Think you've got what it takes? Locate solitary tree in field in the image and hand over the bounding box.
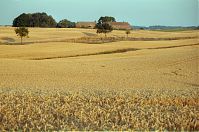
[15,27,29,44]
[95,22,113,37]
[96,16,114,37]
[125,30,131,38]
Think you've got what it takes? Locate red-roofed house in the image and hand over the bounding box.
[109,22,132,30]
[76,22,96,29]
[75,21,132,30]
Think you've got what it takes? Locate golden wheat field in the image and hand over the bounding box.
[0,27,199,131]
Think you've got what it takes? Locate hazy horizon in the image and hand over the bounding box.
[0,0,198,26]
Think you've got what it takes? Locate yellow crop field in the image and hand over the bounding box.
[0,27,198,131]
[0,27,198,44]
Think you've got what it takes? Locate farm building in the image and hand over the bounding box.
[109,22,132,30]
[76,21,132,30]
[76,22,96,29]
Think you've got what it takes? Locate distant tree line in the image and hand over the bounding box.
[13,12,75,28]
[13,13,120,31]
[13,13,57,27]
[133,25,199,30]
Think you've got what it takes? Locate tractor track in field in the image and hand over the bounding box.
[30,43,199,60]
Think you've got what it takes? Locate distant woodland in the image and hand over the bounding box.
[13,12,75,28]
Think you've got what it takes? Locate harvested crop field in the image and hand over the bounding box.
[0,27,198,131]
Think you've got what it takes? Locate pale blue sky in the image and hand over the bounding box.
[0,0,198,26]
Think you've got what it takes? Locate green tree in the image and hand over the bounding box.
[57,19,75,28]
[96,22,113,37]
[13,12,57,27]
[13,13,31,27]
[98,16,116,23]
[125,30,131,38]
[96,16,114,37]
[15,27,29,44]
